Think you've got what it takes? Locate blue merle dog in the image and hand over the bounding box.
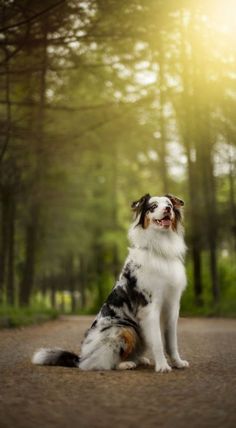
[32,194,189,372]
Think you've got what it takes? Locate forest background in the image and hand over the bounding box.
[0,0,235,326]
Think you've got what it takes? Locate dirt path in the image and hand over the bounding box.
[0,316,235,428]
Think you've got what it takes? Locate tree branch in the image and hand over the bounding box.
[0,0,66,33]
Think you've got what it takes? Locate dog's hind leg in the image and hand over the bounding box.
[117,357,151,370]
[137,356,152,366]
[117,361,137,370]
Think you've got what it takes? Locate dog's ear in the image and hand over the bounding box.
[131,194,151,214]
[165,194,184,208]
[131,194,151,228]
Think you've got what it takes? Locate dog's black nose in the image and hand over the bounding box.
[165,206,171,213]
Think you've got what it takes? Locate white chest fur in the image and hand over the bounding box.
[128,249,186,302]
[127,226,187,306]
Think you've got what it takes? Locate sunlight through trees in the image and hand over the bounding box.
[0,0,235,316]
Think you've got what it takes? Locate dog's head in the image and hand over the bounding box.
[131,193,184,232]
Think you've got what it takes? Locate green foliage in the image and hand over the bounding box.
[181,255,236,317]
[0,0,236,317]
[0,304,58,329]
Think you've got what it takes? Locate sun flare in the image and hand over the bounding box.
[205,0,236,33]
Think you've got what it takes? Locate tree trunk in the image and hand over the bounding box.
[50,276,56,309]
[0,4,12,301]
[206,165,219,303]
[226,136,236,252]
[6,193,15,305]
[209,240,219,302]
[95,244,105,307]
[19,20,49,307]
[157,33,169,193]
[60,288,65,313]
[65,254,76,313]
[192,243,203,305]
[19,204,39,306]
[79,254,87,309]
[178,11,203,304]
[0,189,9,303]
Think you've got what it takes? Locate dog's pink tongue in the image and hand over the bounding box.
[162,219,171,227]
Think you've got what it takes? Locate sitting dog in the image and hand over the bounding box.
[32,194,189,372]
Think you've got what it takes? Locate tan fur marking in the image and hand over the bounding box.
[144,215,150,229]
[120,328,137,360]
[171,214,177,231]
[171,212,183,231]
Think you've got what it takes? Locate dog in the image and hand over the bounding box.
[32,193,189,372]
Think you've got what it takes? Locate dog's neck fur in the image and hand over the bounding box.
[128,221,186,260]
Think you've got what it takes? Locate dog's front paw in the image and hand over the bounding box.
[172,358,189,369]
[155,361,172,373]
[117,361,137,370]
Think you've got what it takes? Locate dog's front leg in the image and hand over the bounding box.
[140,306,172,373]
[164,303,189,369]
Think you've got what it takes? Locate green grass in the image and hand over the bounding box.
[0,304,59,329]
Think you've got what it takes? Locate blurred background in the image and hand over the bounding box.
[0,0,235,326]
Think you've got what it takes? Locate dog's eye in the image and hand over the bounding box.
[149,203,158,212]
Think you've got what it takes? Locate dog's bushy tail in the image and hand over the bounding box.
[32,348,80,367]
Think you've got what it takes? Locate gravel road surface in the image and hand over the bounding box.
[0,316,235,428]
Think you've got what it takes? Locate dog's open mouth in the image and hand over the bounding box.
[153,215,172,228]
